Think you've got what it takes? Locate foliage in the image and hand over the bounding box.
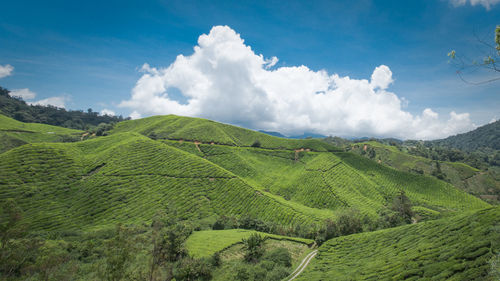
[297,207,500,280]
[0,86,128,130]
[185,229,312,259]
[448,25,500,84]
[172,257,213,281]
[242,233,265,263]
[100,224,136,281]
[261,247,292,267]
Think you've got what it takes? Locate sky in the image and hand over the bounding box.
[0,0,499,139]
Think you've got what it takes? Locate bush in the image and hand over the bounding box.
[262,248,292,267]
[251,140,261,147]
[266,265,290,281]
[242,233,265,263]
[173,257,213,281]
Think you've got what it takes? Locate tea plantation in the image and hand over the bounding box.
[297,206,500,280]
[0,113,497,280]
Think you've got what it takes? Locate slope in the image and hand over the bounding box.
[110,114,338,151]
[166,138,489,220]
[297,206,500,280]
[0,114,82,153]
[0,133,322,232]
[351,141,500,204]
[429,120,500,152]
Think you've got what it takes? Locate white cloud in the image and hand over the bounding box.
[30,96,68,108]
[0,64,14,78]
[9,88,36,100]
[450,0,500,9]
[119,25,475,140]
[100,109,116,116]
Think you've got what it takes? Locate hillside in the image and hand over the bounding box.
[0,132,323,232]
[429,120,500,152]
[350,141,500,204]
[0,86,128,130]
[297,206,500,280]
[110,114,338,151]
[0,114,490,235]
[0,114,82,153]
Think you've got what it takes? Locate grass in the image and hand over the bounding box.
[185,229,313,258]
[297,206,500,280]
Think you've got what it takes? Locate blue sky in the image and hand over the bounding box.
[0,0,499,139]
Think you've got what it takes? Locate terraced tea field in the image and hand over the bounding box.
[297,206,500,280]
[0,114,82,153]
[0,114,491,234]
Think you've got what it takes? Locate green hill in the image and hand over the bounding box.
[110,114,338,151]
[0,114,490,235]
[350,141,500,204]
[0,114,82,153]
[429,120,500,152]
[0,132,325,232]
[297,206,500,280]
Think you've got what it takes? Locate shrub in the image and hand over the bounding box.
[251,140,261,147]
[242,233,266,263]
[262,248,292,268]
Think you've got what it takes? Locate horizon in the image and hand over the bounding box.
[1,0,499,140]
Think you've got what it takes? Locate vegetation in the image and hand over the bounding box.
[0,87,128,130]
[298,206,500,280]
[349,140,500,204]
[0,113,497,280]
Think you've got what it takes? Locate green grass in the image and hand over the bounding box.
[0,114,82,153]
[185,229,313,258]
[297,206,500,280]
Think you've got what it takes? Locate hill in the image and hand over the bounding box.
[429,120,500,152]
[0,114,82,153]
[0,114,490,235]
[110,115,339,151]
[0,131,323,232]
[0,86,128,130]
[350,141,500,204]
[297,206,500,280]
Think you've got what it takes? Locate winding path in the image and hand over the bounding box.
[287,249,318,281]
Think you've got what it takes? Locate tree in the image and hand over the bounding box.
[391,190,413,224]
[101,224,136,281]
[149,208,192,281]
[251,139,261,148]
[242,233,265,263]
[448,25,500,84]
[0,199,40,277]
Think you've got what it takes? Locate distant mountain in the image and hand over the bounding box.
[259,130,326,139]
[258,130,287,138]
[429,120,500,152]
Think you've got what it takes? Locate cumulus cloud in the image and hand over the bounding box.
[119,25,475,140]
[0,64,14,78]
[100,109,116,116]
[9,88,36,100]
[30,96,68,108]
[450,0,500,9]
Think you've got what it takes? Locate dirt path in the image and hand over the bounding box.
[287,249,318,281]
